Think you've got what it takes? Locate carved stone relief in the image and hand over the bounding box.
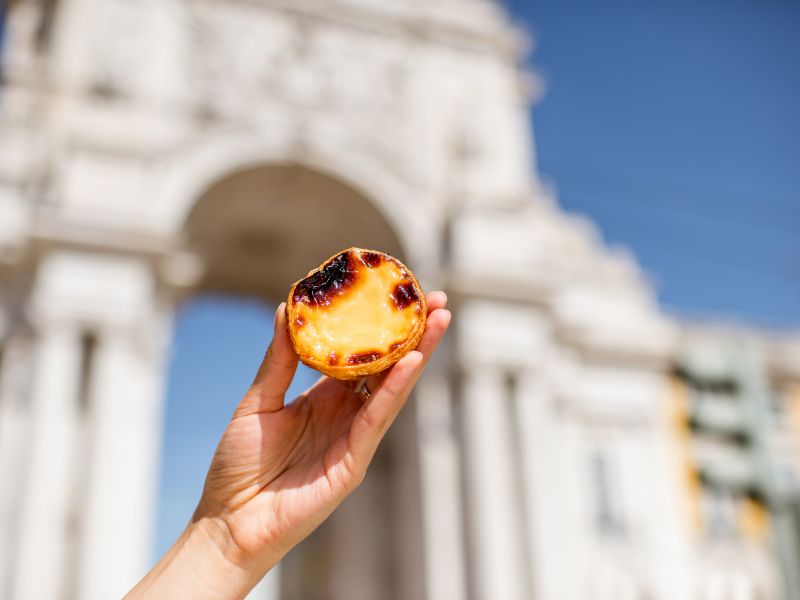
[182,2,416,182]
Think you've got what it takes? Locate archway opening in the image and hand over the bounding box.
[158,163,420,600]
[183,163,406,299]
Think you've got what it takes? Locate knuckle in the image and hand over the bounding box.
[361,408,388,432]
[350,467,367,490]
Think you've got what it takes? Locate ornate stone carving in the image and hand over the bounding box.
[87,1,150,97]
[183,2,415,180]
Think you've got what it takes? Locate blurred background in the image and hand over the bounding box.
[0,1,799,599]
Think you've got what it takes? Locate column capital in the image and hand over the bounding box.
[28,249,161,330]
[156,250,205,299]
[456,297,550,371]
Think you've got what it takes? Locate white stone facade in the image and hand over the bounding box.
[1,1,799,599]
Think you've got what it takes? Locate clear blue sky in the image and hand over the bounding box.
[155,1,800,558]
[508,0,800,327]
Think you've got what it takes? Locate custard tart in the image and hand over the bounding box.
[286,248,427,380]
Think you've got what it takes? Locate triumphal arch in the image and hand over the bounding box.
[1,1,798,599]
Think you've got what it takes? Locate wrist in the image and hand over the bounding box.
[126,516,271,600]
[185,516,264,597]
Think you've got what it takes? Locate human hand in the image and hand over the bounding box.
[127,292,450,599]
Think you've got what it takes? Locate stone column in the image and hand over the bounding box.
[0,333,34,598]
[11,249,172,600]
[76,323,170,600]
[461,367,530,600]
[512,368,547,596]
[416,370,468,600]
[391,395,427,600]
[13,321,84,600]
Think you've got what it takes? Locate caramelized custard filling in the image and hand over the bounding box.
[291,250,423,366]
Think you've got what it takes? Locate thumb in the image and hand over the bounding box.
[234,303,298,417]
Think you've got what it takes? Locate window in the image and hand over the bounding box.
[590,449,626,536]
[703,487,737,540]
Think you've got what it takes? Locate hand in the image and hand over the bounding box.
[127,292,450,600]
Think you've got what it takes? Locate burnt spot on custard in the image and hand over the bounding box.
[292,251,357,307]
[347,350,383,365]
[295,315,306,328]
[328,352,339,366]
[389,340,406,352]
[391,282,419,310]
[360,251,383,268]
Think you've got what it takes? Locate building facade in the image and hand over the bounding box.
[0,1,798,599]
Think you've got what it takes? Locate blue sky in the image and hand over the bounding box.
[508,0,800,326]
[155,1,799,558]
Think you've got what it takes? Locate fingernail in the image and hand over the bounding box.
[274,302,285,332]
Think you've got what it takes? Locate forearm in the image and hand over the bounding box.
[125,517,274,600]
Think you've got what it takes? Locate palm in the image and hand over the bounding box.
[194,292,449,564]
[202,379,365,557]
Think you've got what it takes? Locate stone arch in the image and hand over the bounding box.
[153,132,438,277]
[182,162,406,301]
